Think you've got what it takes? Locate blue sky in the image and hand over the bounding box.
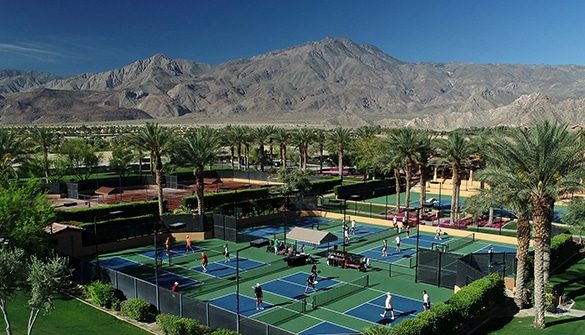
[2,0,585,75]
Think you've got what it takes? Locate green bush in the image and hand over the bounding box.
[183,188,270,209]
[85,281,114,308]
[120,298,151,322]
[156,314,204,335]
[551,233,579,267]
[56,200,159,223]
[362,325,394,335]
[309,177,341,194]
[112,297,122,311]
[210,329,240,335]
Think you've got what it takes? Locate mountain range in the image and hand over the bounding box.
[1,37,585,129]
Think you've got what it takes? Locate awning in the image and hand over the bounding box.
[286,227,338,245]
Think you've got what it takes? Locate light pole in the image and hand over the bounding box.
[94,210,124,266]
[342,198,347,253]
[235,245,253,333]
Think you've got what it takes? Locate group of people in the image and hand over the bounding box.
[272,239,305,256]
[341,218,357,242]
[253,263,318,310]
[392,215,412,237]
[380,290,432,321]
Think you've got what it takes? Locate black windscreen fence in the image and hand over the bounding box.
[213,214,238,242]
[417,249,517,289]
[70,257,294,335]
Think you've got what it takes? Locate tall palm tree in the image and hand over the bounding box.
[380,145,404,212]
[328,127,353,179]
[221,125,237,169]
[230,126,248,169]
[27,127,61,183]
[127,123,175,216]
[314,129,327,174]
[264,125,276,168]
[250,127,272,172]
[273,128,291,170]
[436,132,474,223]
[292,128,314,170]
[416,132,433,207]
[177,128,219,215]
[480,121,585,328]
[386,128,419,210]
[0,129,29,181]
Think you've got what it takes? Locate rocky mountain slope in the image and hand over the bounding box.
[2,37,585,128]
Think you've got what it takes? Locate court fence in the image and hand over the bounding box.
[70,257,295,335]
[416,249,517,289]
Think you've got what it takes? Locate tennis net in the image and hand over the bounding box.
[310,275,369,309]
[444,233,475,252]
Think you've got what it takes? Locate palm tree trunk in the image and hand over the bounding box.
[155,167,164,217]
[43,147,50,183]
[532,202,550,328]
[319,144,324,174]
[237,144,242,169]
[303,143,308,170]
[299,146,303,169]
[259,144,265,172]
[338,143,343,177]
[405,163,412,210]
[230,146,235,169]
[488,207,494,226]
[394,168,401,212]
[283,146,287,169]
[450,163,459,223]
[515,211,530,309]
[195,170,205,215]
[419,164,427,207]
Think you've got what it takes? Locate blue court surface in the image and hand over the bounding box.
[476,244,517,253]
[239,217,332,239]
[211,293,273,317]
[298,322,358,335]
[346,293,421,326]
[146,272,199,290]
[262,272,340,300]
[99,257,141,270]
[192,257,267,278]
[360,247,416,264]
[141,244,205,260]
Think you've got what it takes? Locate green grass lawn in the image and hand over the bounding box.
[550,256,585,310]
[480,316,585,335]
[2,293,151,335]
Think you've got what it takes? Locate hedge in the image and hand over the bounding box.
[183,188,270,209]
[56,200,159,223]
[156,314,205,335]
[363,273,504,335]
[551,233,580,270]
[210,330,240,335]
[309,177,341,194]
[85,281,114,308]
[120,298,152,322]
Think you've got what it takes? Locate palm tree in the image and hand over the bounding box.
[416,132,433,207]
[273,128,291,170]
[177,128,219,215]
[479,121,585,328]
[250,127,272,172]
[230,126,248,169]
[127,123,175,216]
[314,129,327,174]
[386,128,419,210]
[221,125,237,169]
[328,127,353,179]
[436,132,474,224]
[28,127,61,183]
[292,128,314,170]
[380,145,404,212]
[0,129,29,181]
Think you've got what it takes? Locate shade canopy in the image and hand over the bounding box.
[286,227,338,245]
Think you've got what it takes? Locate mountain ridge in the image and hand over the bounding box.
[1,37,585,128]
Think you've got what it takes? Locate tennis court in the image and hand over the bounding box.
[346,293,422,325]
[193,257,268,278]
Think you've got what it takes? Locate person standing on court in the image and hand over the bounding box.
[164,237,171,257]
[185,235,194,254]
[351,218,356,233]
[171,281,179,293]
[381,239,388,257]
[273,238,279,255]
[223,244,231,262]
[392,215,398,231]
[304,272,317,294]
[435,225,442,240]
[254,283,264,310]
[380,292,395,320]
[405,224,411,238]
[201,251,208,273]
[311,263,318,278]
[395,234,401,253]
[422,290,431,311]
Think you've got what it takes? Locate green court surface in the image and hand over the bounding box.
[98,216,518,334]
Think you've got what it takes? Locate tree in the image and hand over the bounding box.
[314,129,327,174]
[250,127,272,172]
[109,139,134,179]
[328,128,353,179]
[0,248,25,335]
[176,128,218,215]
[27,127,61,183]
[221,125,237,169]
[0,180,55,255]
[56,138,101,181]
[292,128,313,170]
[278,168,312,195]
[415,132,433,207]
[479,121,585,328]
[127,123,175,216]
[273,128,291,170]
[0,129,29,181]
[436,132,474,223]
[352,136,385,179]
[386,128,419,210]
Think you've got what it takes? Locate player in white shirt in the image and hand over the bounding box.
[380,292,395,320]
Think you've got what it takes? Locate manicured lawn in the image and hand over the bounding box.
[481,316,585,335]
[2,293,152,335]
[550,256,585,309]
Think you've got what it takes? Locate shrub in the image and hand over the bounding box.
[362,325,394,335]
[111,297,122,311]
[156,314,204,335]
[183,188,270,210]
[309,177,341,194]
[210,329,240,335]
[551,233,580,267]
[120,298,151,322]
[56,200,159,223]
[391,316,433,335]
[85,281,114,308]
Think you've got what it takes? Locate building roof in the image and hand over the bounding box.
[286,227,338,245]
